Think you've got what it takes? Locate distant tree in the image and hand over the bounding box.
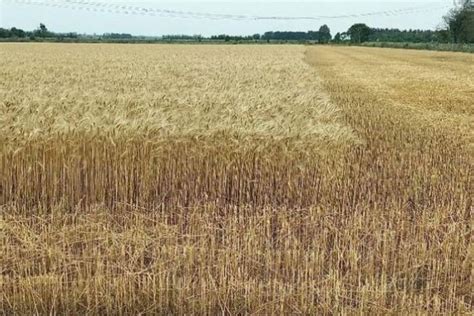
[347,23,371,43]
[35,23,52,38]
[39,23,47,33]
[307,31,319,41]
[443,3,474,43]
[65,32,79,39]
[318,24,331,43]
[102,33,133,39]
[340,32,350,41]
[0,28,11,38]
[10,27,26,38]
[367,28,438,43]
[261,30,322,41]
[333,32,342,43]
[435,29,451,43]
[252,33,261,40]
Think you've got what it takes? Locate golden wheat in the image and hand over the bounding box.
[0,44,472,314]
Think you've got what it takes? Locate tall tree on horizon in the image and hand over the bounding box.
[443,2,474,43]
[319,24,332,44]
[347,23,371,43]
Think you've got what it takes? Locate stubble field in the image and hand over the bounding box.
[0,44,472,314]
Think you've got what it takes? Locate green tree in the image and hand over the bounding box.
[35,23,51,38]
[318,24,331,43]
[435,29,451,43]
[40,23,47,33]
[443,3,474,43]
[10,27,26,38]
[347,23,371,43]
[0,28,11,38]
[333,32,342,43]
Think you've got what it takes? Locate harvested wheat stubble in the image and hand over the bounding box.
[0,44,472,314]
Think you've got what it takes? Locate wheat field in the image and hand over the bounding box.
[0,44,472,314]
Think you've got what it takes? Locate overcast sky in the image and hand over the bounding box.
[0,0,459,36]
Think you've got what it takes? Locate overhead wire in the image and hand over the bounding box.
[5,0,452,21]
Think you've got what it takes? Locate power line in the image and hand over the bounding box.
[60,0,451,20]
[6,0,246,20]
[6,0,452,21]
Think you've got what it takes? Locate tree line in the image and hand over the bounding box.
[261,25,332,43]
[0,23,79,40]
[1,3,473,44]
[341,3,473,44]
